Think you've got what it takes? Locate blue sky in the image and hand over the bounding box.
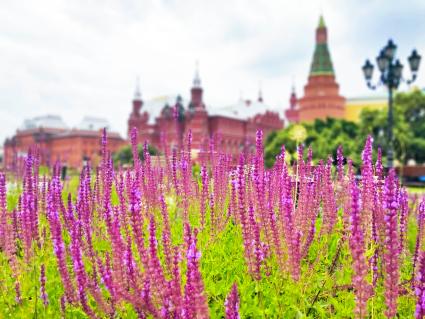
[0,0,424,142]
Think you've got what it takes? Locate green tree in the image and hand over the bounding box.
[265,89,425,168]
[113,144,158,166]
[265,125,297,167]
[358,89,425,165]
[395,89,425,163]
[265,118,360,167]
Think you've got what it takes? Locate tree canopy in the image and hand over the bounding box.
[113,144,159,166]
[265,118,360,167]
[265,89,425,167]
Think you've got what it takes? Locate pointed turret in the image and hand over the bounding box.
[186,62,208,150]
[318,15,326,28]
[128,77,149,141]
[190,61,204,109]
[258,81,263,103]
[132,77,143,115]
[285,84,299,123]
[290,85,297,110]
[310,15,334,76]
[193,61,201,88]
[298,15,345,122]
[134,76,142,100]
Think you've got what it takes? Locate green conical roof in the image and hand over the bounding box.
[310,43,334,75]
[318,15,326,28]
[309,16,334,76]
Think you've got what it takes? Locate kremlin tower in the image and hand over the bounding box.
[184,64,209,150]
[285,85,299,124]
[125,64,283,158]
[298,16,345,122]
[127,79,150,143]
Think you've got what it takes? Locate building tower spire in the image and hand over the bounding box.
[297,15,345,122]
[310,15,334,76]
[318,14,325,29]
[128,76,146,140]
[193,60,201,88]
[290,82,297,110]
[258,81,263,103]
[134,76,142,100]
[132,77,143,115]
[285,79,300,124]
[190,61,204,108]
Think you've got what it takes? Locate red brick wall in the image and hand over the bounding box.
[125,96,284,159]
[184,109,209,150]
[298,75,346,122]
[157,117,184,149]
[209,117,247,155]
[4,129,126,169]
[49,134,125,168]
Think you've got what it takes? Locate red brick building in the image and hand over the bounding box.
[286,16,346,123]
[128,70,284,155]
[4,116,125,169]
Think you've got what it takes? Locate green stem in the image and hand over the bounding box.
[33,262,38,319]
[294,143,299,212]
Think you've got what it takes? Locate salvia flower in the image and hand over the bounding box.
[337,145,344,182]
[200,164,209,228]
[184,226,209,318]
[60,295,67,318]
[415,199,425,283]
[15,281,22,304]
[383,169,400,318]
[322,157,337,234]
[415,251,425,318]
[361,135,375,232]
[2,126,423,318]
[40,264,48,306]
[225,283,240,319]
[399,189,408,255]
[349,180,373,318]
[0,173,6,251]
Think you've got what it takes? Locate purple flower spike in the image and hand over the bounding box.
[415,251,425,318]
[184,226,209,318]
[225,283,240,319]
[383,169,400,318]
[40,264,49,306]
[337,145,344,182]
[349,180,372,318]
[399,189,408,254]
[361,135,374,231]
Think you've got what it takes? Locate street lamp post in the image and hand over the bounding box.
[362,39,421,168]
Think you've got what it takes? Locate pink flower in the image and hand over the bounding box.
[183,226,209,318]
[349,180,373,318]
[415,251,425,318]
[225,283,240,319]
[40,264,48,306]
[383,169,400,318]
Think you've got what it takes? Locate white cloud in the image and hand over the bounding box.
[0,0,424,143]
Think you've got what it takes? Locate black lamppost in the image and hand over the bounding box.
[362,39,421,168]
